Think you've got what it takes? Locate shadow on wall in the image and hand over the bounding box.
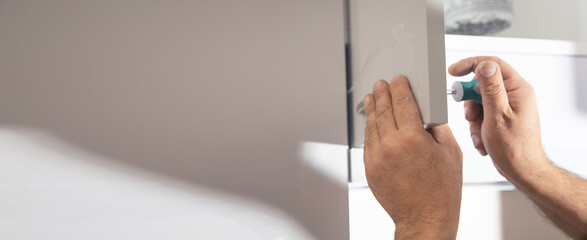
[0,1,348,239]
[500,190,567,239]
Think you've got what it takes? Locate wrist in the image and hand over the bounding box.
[394,217,459,240]
[507,154,554,192]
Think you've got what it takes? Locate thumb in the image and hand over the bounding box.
[475,60,510,113]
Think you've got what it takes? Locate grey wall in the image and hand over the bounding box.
[0,1,349,239]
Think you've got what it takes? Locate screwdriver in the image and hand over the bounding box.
[448,79,482,104]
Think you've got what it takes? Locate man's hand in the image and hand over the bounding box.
[448,57,549,185]
[363,75,462,240]
[450,56,587,239]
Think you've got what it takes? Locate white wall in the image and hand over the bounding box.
[0,1,349,239]
[494,0,583,41]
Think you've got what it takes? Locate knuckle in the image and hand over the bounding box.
[454,145,463,159]
[392,94,411,108]
[481,82,504,97]
[493,112,514,129]
[488,56,502,63]
[466,57,478,65]
[400,130,423,146]
[365,126,378,138]
[465,109,478,121]
[380,138,397,158]
[376,105,392,118]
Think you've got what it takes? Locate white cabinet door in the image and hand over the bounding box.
[348,0,448,147]
[0,1,349,239]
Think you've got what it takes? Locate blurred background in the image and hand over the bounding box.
[445,0,587,41]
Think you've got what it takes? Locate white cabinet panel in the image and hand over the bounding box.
[348,0,448,147]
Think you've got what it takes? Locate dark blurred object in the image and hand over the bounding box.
[445,0,515,35]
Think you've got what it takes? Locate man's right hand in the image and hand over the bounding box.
[449,56,587,239]
[448,56,550,185]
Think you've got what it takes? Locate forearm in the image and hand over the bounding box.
[529,196,586,239]
[511,161,587,238]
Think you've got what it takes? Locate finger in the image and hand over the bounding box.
[468,117,488,156]
[363,94,380,160]
[428,124,457,146]
[465,99,488,155]
[464,100,482,122]
[372,80,398,137]
[448,56,520,79]
[388,75,423,129]
[474,61,512,115]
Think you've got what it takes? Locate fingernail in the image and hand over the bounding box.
[363,95,370,108]
[373,80,385,92]
[471,135,481,148]
[392,75,404,82]
[478,63,496,78]
[478,148,488,156]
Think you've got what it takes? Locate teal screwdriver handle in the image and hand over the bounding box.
[451,79,482,104]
